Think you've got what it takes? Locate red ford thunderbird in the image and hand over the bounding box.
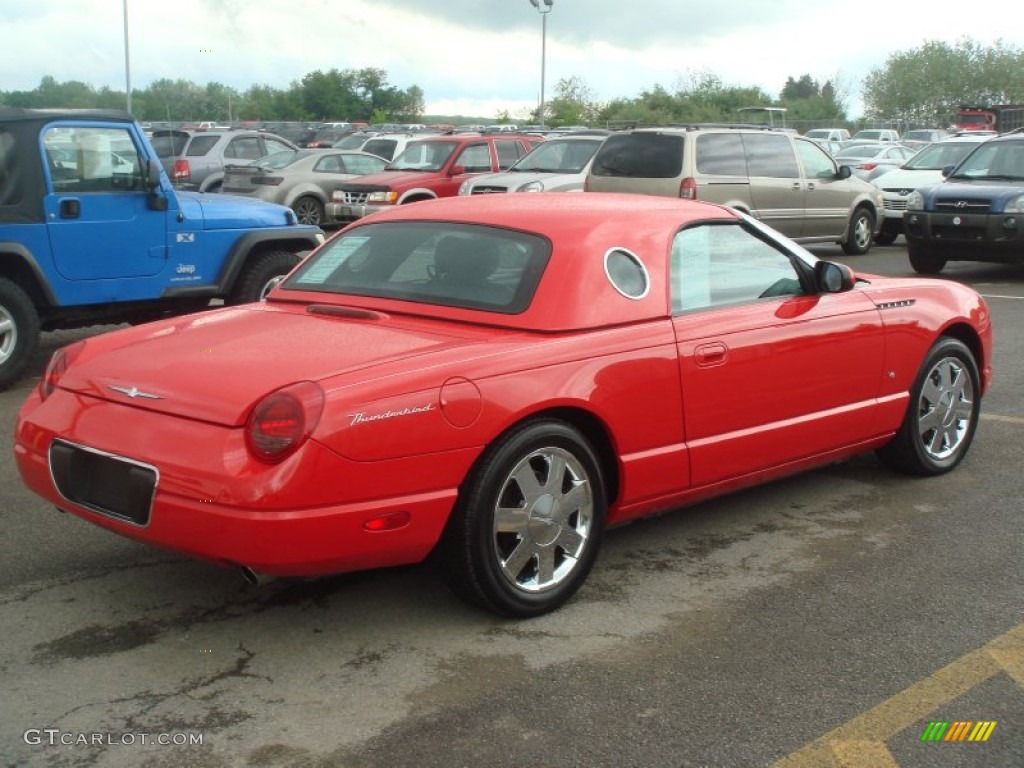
[13,194,992,617]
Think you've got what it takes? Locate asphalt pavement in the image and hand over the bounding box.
[1,241,1021,768]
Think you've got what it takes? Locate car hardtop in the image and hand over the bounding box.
[278,194,802,333]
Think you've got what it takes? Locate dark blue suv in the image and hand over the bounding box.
[904,131,1024,273]
[0,108,325,389]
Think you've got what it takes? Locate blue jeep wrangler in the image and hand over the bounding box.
[0,108,325,389]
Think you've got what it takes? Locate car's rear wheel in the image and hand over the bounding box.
[292,196,324,226]
[229,249,300,304]
[841,206,875,255]
[877,337,980,476]
[908,244,947,274]
[440,419,606,617]
[0,278,40,392]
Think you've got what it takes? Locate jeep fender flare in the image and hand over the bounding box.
[214,230,324,294]
[0,241,57,307]
[396,188,438,205]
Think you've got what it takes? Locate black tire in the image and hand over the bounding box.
[841,206,875,255]
[0,277,41,392]
[874,229,898,246]
[228,249,300,304]
[292,196,324,226]
[440,419,606,617]
[876,337,980,476]
[908,244,947,274]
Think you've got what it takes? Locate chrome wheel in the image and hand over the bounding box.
[877,337,980,476]
[0,305,15,365]
[916,355,974,462]
[440,419,606,616]
[493,446,594,593]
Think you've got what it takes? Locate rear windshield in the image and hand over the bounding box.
[282,222,550,314]
[590,133,684,178]
[149,131,189,158]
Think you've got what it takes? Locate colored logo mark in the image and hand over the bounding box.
[920,720,997,742]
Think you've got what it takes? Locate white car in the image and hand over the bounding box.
[458,134,607,195]
[871,135,990,244]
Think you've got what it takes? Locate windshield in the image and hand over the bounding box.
[281,222,550,314]
[389,141,458,171]
[508,138,602,173]
[950,141,1024,180]
[904,142,980,171]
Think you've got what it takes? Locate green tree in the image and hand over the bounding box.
[862,38,1024,125]
[545,76,600,126]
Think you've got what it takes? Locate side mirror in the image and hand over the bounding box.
[146,158,169,211]
[837,165,852,180]
[449,165,467,176]
[815,261,855,293]
[941,164,955,178]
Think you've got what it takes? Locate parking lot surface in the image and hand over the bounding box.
[1,242,1021,767]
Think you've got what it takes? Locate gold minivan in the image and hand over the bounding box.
[585,126,883,254]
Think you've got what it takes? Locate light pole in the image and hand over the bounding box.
[528,0,554,127]
[122,0,132,114]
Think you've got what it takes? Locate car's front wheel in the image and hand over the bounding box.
[841,206,875,255]
[877,337,980,476]
[441,419,606,617]
[908,244,947,274]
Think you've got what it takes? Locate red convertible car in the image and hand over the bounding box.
[14,194,992,617]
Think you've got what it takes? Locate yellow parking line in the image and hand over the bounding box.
[981,414,1024,425]
[772,623,1024,767]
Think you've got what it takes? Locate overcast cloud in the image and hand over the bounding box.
[1,0,1020,119]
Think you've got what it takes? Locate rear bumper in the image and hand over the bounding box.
[14,391,459,577]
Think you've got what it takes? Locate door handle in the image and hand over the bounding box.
[59,198,81,219]
[695,342,728,367]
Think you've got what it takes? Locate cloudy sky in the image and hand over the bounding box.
[1,0,1020,119]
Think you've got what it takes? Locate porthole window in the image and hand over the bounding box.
[604,248,649,299]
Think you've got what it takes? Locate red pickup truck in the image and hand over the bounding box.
[325,133,543,223]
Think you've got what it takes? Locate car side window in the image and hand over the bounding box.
[42,126,144,193]
[455,143,492,173]
[185,135,218,156]
[0,129,21,206]
[263,138,293,155]
[341,154,386,175]
[314,154,343,172]
[225,137,262,160]
[495,140,521,169]
[671,223,805,312]
[742,134,800,178]
[795,138,838,180]
[696,133,746,175]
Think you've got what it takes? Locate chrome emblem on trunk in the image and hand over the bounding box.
[108,385,162,400]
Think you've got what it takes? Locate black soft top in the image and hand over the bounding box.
[0,107,135,125]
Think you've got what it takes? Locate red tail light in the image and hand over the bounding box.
[858,163,879,171]
[680,177,697,199]
[172,159,190,180]
[245,381,325,463]
[40,341,85,401]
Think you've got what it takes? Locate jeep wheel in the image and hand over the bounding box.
[0,278,41,391]
[841,206,875,255]
[292,196,324,226]
[908,244,947,274]
[229,250,301,304]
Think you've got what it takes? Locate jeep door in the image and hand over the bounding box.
[42,123,168,282]
[741,133,806,238]
[795,138,859,240]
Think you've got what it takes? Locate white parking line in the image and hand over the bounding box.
[979,294,1024,300]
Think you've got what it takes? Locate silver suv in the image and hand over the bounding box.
[586,126,883,254]
[150,129,297,192]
